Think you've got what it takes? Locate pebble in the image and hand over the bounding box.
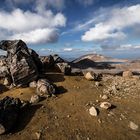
[101,95,108,100]
[67,115,71,118]
[30,95,40,104]
[98,119,101,124]
[89,106,98,116]
[3,77,11,86]
[129,121,139,130]
[29,81,37,88]
[95,82,100,87]
[100,102,112,109]
[35,132,41,140]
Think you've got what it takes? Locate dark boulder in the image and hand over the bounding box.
[0,40,41,86]
[55,62,71,75]
[0,96,22,134]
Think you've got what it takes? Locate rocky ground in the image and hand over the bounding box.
[0,72,140,140]
[0,40,140,140]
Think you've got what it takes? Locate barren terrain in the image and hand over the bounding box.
[0,71,140,140]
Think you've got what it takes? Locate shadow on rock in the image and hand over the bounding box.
[55,86,68,95]
[0,84,9,93]
[45,73,65,83]
[12,104,42,134]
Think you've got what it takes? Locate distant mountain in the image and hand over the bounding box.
[72,53,128,63]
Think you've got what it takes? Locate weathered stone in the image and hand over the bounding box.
[100,102,112,109]
[84,71,102,81]
[55,62,71,75]
[89,106,98,116]
[101,95,108,100]
[36,79,55,96]
[0,40,41,86]
[122,71,133,78]
[30,95,40,104]
[40,55,55,69]
[52,54,65,63]
[0,66,9,77]
[35,132,41,140]
[29,81,37,88]
[3,76,11,86]
[95,82,100,87]
[129,121,139,130]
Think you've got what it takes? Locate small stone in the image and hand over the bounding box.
[96,100,99,103]
[54,116,58,119]
[29,81,37,88]
[84,71,95,81]
[98,119,101,124]
[89,106,98,116]
[129,121,139,130]
[0,124,5,135]
[35,132,41,140]
[101,95,108,100]
[30,95,40,104]
[95,82,100,87]
[122,71,133,78]
[3,77,11,86]
[100,102,112,109]
[67,115,71,118]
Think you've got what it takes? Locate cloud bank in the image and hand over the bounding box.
[0,0,66,44]
[82,4,140,43]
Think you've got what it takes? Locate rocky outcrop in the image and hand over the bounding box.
[40,54,72,75]
[0,40,42,86]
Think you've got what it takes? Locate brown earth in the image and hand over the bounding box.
[0,72,140,140]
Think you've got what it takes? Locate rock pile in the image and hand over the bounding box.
[103,75,140,96]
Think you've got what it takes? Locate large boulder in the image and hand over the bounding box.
[0,96,22,134]
[0,40,42,86]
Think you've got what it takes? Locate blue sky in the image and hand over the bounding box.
[0,0,140,59]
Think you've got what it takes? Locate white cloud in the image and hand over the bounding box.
[118,44,140,50]
[0,8,66,44]
[10,28,58,44]
[100,44,140,51]
[63,48,73,51]
[82,4,140,42]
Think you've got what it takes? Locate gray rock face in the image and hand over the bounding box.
[0,40,42,86]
